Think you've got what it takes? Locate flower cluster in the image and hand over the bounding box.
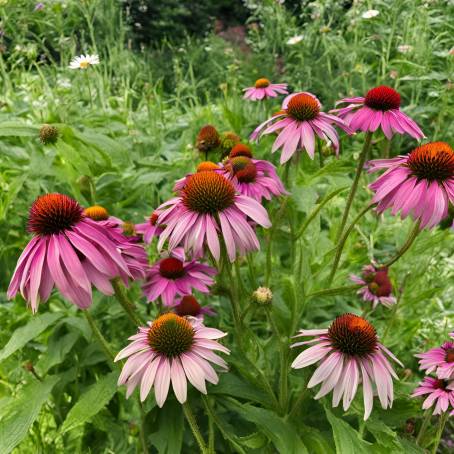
[413,332,454,415]
[7,66,453,434]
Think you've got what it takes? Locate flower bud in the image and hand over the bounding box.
[39,124,59,145]
[252,287,273,305]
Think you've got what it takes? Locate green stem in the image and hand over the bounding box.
[383,138,391,158]
[329,204,374,284]
[183,402,209,454]
[295,186,349,240]
[83,311,115,363]
[287,389,306,420]
[431,411,448,454]
[306,284,361,299]
[138,400,150,454]
[335,131,373,242]
[416,409,432,445]
[112,278,144,326]
[383,221,421,267]
[265,197,289,285]
[222,254,242,333]
[266,309,288,414]
[84,70,94,108]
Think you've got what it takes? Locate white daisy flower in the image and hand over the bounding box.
[361,9,379,19]
[287,35,304,45]
[69,54,100,70]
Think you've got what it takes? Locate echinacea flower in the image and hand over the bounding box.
[223,143,288,201]
[368,142,454,229]
[251,92,351,164]
[291,313,403,420]
[173,295,216,319]
[142,250,217,306]
[331,85,424,140]
[219,131,241,159]
[350,265,396,309]
[69,54,100,69]
[416,341,454,379]
[135,211,164,244]
[243,78,288,101]
[83,205,148,281]
[8,194,137,312]
[115,313,229,407]
[412,377,454,415]
[196,125,221,155]
[157,171,271,262]
[173,161,222,193]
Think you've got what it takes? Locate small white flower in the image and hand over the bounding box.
[361,9,379,19]
[397,44,413,54]
[287,35,304,45]
[69,54,100,70]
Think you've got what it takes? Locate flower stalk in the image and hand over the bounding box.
[183,402,209,454]
[329,203,374,284]
[112,278,144,326]
[335,131,373,242]
[384,220,421,267]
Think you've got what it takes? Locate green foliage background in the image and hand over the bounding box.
[0,0,453,452]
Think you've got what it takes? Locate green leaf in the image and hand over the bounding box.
[225,399,308,454]
[0,312,63,362]
[325,408,371,454]
[0,121,39,137]
[211,373,269,405]
[0,375,59,454]
[36,331,80,374]
[300,426,335,454]
[150,400,184,454]
[60,371,119,434]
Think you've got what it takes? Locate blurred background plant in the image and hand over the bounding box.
[0,0,453,452]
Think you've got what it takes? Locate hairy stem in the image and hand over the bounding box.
[183,402,209,454]
[112,278,144,326]
[84,311,115,363]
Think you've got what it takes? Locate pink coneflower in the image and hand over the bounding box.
[243,78,288,101]
[83,205,148,282]
[223,143,288,201]
[291,313,402,420]
[251,92,351,164]
[115,313,229,407]
[412,377,454,415]
[135,211,163,244]
[331,85,424,139]
[368,142,454,229]
[157,171,271,262]
[350,265,396,309]
[8,194,136,312]
[173,162,222,193]
[142,250,217,306]
[416,341,454,379]
[173,295,216,319]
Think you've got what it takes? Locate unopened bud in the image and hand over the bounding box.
[252,287,273,305]
[39,124,59,145]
